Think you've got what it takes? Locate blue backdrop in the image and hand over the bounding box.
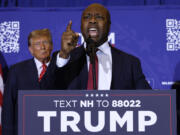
[1,0,180,7]
[0,6,180,90]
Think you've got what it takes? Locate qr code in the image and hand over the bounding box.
[0,21,20,53]
[166,19,180,51]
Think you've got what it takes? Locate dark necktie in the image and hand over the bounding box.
[87,55,98,90]
[39,64,47,82]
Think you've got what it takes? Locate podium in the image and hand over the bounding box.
[18,90,176,135]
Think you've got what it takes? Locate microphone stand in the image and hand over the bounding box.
[86,38,97,89]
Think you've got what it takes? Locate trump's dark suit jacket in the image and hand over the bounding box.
[55,45,151,90]
[2,58,55,135]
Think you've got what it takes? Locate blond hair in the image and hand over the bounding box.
[28,28,52,46]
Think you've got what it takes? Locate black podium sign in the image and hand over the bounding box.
[18,90,176,135]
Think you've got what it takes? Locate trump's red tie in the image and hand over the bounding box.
[39,63,47,82]
[87,55,98,90]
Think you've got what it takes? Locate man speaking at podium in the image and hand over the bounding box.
[55,3,151,90]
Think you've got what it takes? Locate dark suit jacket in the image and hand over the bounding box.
[2,58,56,135]
[55,45,151,90]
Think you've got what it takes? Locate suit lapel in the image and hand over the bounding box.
[110,46,123,89]
[26,59,40,88]
[79,50,88,89]
[72,46,88,89]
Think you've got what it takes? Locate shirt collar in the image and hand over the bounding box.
[98,41,110,55]
[83,40,110,54]
[34,57,50,69]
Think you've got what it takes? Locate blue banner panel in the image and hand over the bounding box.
[1,6,180,89]
[18,90,176,135]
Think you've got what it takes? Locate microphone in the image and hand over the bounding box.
[86,37,97,64]
[86,37,97,89]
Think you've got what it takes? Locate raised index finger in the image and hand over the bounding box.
[66,20,72,31]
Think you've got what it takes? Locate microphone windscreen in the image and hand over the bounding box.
[86,37,95,45]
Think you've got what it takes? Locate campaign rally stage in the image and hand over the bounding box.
[18,90,176,135]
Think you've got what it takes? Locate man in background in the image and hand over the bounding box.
[2,29,55,135]
[54,3,151,90]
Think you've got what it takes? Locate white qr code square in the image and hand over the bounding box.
[166,19,180,51]
[0,21,20,53]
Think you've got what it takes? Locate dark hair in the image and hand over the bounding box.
[82,3,111,25]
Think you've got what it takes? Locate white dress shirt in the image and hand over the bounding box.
[34,58,50,77]
[56,41,112,90]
